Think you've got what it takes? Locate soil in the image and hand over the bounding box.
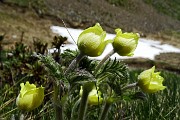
[0,3,55,49]
[0,1,180,72]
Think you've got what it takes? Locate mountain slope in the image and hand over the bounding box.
[0,0,180,47]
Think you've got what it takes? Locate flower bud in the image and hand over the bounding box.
[16,81,44,111]
[112,29,139,56]
[77,23,107,57]
[80,86,103,105]
[137,66,166,93]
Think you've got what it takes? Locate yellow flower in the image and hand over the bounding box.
[77,23,109,57]
[112,29,139,56]
[137,66,166,93]
[16,81,44,111]
[80,86,103,105]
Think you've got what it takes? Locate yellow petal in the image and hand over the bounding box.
[147,83,166,93]
[77,23,107,57]
[79,86,103,105]
[137,66,166,93]
[16,82,44,111]
[20,81,36,97]
[113,29,139,56]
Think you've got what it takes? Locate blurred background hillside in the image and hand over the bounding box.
[0,0,180,69]
[1,0,180,45]
[0,0,180,70]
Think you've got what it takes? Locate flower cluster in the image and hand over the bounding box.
[77,23,166,106]
[77,23,139,57]
[16,23,166,113]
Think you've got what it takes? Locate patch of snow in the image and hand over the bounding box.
[50,26,180,60]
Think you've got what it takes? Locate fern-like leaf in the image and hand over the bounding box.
[95,58,129,96]
[38,54,65,82]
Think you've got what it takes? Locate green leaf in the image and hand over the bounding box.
[95,59,129,96]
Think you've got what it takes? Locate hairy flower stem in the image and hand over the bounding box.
[78,91,89,120]
[78,82,94,120]
[65,52,85,74]
[98,100,112,120]
[0,44,3,70]
[54,83,63,120]
[94,49,115,75]
[121,82,138,92]
[19,113,24,120]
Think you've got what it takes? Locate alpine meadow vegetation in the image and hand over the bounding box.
[0,23,179,120]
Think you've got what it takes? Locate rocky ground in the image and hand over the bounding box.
[0,1,180,73]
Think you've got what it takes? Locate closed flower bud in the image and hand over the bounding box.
[80,86,103,105]
[137,66,166,93]
[16,81,44,111]
[113,29,139,56]
[77,23,108,57]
